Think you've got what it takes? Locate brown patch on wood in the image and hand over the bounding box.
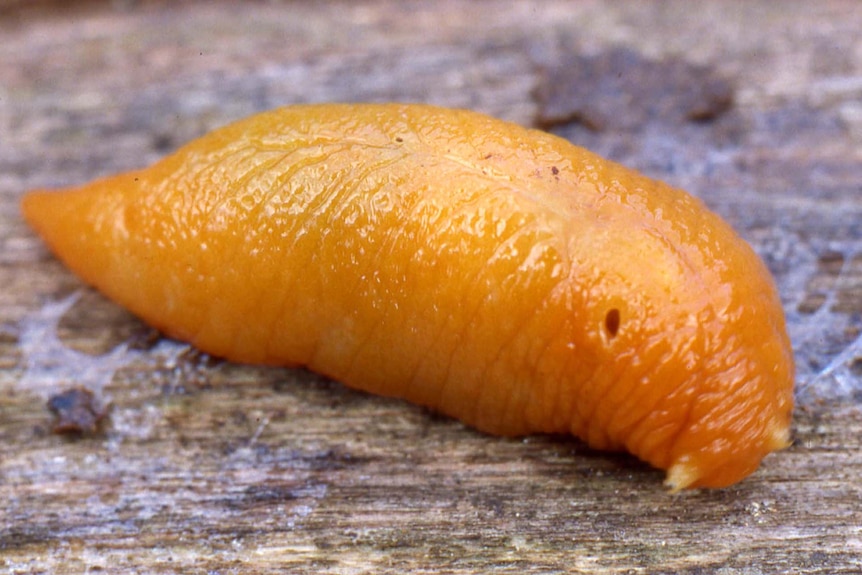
[534,47,734,131]
[798,251,862,315]
[47,386,108,435]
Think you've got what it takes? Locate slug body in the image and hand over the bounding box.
[21,103,794,489]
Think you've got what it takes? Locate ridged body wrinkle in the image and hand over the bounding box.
[21,104,794,489]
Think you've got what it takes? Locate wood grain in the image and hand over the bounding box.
[2,1,861,573]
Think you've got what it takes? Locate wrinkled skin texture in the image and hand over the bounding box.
[21,104,794,489]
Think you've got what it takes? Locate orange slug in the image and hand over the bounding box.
[21,103,794,489]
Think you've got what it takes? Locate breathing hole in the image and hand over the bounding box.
[604,308,620,339]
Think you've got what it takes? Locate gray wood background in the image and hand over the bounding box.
[1,1,861,573]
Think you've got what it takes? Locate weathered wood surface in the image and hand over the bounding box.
[1,1,861,573]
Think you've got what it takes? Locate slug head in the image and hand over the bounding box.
[560,179,794,490]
